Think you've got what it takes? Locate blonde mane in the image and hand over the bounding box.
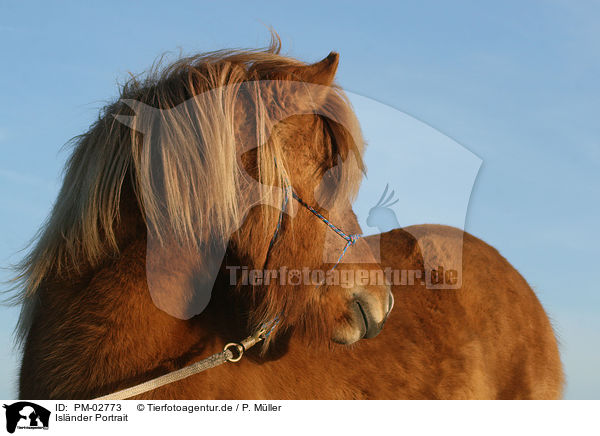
[9,35,365,344]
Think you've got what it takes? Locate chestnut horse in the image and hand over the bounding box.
[12,40,562,399]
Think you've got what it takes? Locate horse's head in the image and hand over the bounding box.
[224,51,393,346]
[71,42,392,347]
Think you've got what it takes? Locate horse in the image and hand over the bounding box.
[11,37,563,399]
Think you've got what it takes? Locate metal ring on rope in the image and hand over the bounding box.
[223,342,245,362]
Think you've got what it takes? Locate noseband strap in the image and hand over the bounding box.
[289,191,361,270]
[256,186,362,341]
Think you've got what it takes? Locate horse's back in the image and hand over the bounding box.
[365,224,563,399]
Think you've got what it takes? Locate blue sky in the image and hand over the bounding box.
[1,1,598,399]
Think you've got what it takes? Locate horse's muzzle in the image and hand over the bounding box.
[352,290,394,339]
[334,287,394,344]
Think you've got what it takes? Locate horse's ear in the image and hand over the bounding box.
[288,52,339,86]
[262,53,340,117]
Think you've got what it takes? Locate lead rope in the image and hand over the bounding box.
[94,318,278,400]
[95,182,359,400]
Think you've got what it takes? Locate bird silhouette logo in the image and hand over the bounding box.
[366,184,400,233]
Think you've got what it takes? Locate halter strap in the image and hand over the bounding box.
[268,184,290,251]
[290,191,361,270]
[267,161,361,269]
[258,182,363,340]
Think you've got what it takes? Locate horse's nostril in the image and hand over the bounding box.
[353,296,383,339]
[353,299,369,338]
[346,288,392,342]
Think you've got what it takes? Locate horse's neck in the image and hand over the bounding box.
[23,192,245,398]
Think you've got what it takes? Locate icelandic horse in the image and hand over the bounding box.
[12,39,562,399]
